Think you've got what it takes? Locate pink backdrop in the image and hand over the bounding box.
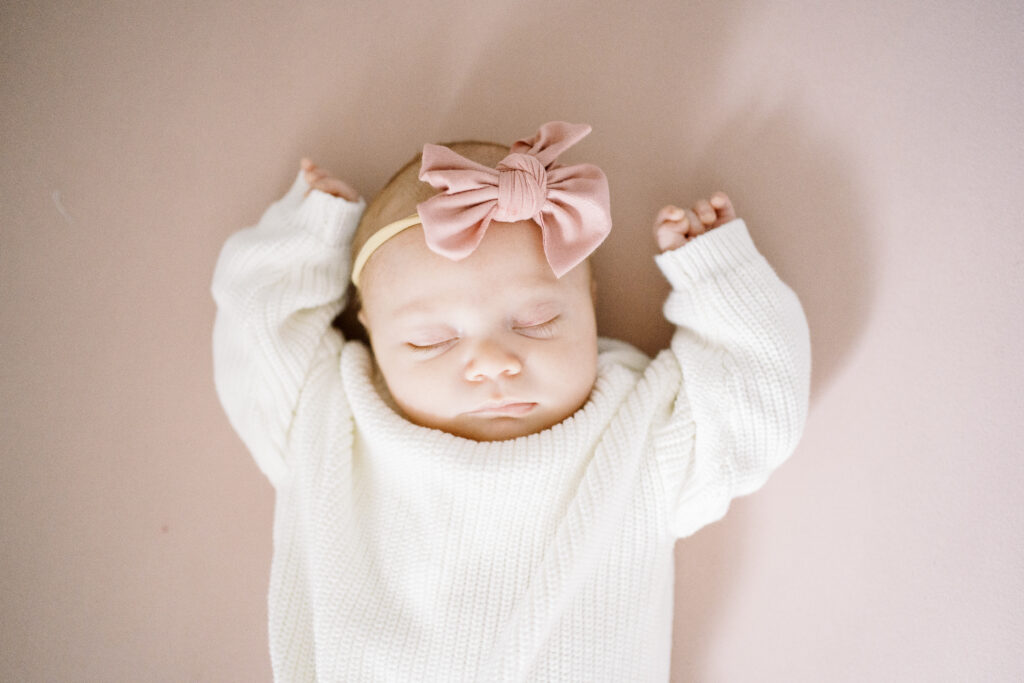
[2,1,1022,680]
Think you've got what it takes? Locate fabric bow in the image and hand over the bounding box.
[416,121,612,277]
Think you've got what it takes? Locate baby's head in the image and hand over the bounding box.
[351,124,609,441]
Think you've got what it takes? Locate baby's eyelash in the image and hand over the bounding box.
[407,338,457,353]
[514,317,559,338]
[406,317,559,352]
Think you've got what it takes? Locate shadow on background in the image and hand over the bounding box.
[670,98,871,677]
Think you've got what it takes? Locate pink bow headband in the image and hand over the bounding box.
[350,121,612,286]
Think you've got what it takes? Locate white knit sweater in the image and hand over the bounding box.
[211,172,811,682]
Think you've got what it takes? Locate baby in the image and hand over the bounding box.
[212,122,811,681]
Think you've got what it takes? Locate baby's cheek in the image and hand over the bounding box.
[545,344,597,401]
[381,356,438,413]
[387,368,455,429]
[410,364,454,408]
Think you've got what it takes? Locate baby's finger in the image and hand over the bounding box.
[303,172,325,192]
[301,159,326,180]
[302,162,328,196]
[656,205,686,225]
[709,191,736,224]
[314,176,360,201]
[655,224,689,252]
[693,199,716,226]
[683,208,705,236]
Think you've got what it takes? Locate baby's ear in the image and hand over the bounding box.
[357,308,369,333]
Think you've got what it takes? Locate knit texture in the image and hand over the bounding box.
[211,172,811,681]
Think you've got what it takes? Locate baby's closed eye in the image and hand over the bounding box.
[514,316,560,339]
[403,315,560,356]
[405,327,460,354]
[406,337,458,353]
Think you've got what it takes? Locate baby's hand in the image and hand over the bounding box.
[301,158,360,201]
[654,192,736,253]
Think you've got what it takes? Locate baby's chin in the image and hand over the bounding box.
[411,405,577,442]
[446,415,550,442]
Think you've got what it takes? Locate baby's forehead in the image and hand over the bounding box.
[392,280,564,317]
[365,269,571,329]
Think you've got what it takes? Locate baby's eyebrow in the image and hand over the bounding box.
[512,299,561,322]
[392,299,443,320]
[391,285,563,319]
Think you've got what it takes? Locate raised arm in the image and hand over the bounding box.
[211,161,365,485]
[652,194,811,539]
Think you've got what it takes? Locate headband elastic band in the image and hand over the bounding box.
[350,213,421,287]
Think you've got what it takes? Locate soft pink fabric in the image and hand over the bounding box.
[417,121,612,277]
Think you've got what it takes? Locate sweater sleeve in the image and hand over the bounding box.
[652,218,811,539]
[211,171,366,485]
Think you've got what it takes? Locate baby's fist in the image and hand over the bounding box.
[301,158,360,201]
[654,191,736,252]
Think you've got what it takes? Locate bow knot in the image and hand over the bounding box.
[495,153,548,222]
[416,121,611,278]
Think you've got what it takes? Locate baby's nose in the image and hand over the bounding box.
[464,340,522,381]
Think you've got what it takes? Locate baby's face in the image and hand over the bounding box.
[358,220,598,441]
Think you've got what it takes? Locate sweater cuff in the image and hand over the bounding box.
[653,218,762,290]
[293,182,367,249]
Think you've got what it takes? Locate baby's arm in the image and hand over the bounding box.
[211,160,365,485]
[652,193,811,539]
